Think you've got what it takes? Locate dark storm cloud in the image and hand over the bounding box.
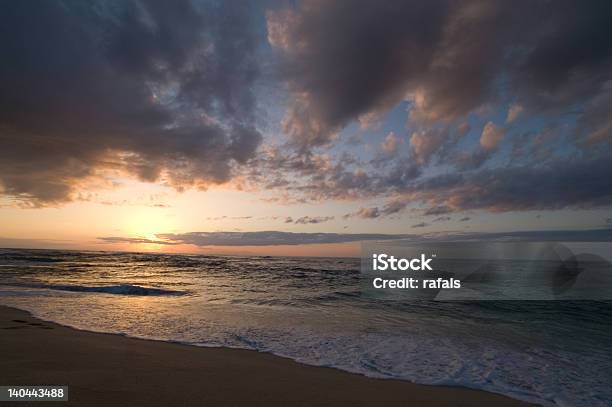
[394,155,612,213]
[511,2,612,111]
[268,0,612,150]
[5,0,612,216]
[0,1,263,205]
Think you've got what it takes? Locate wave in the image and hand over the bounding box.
[0,255,63,263]
[8,283,188,296]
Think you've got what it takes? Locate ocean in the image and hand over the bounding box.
[0,248,610,407]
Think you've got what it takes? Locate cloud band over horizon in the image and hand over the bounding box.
[97,228,612,247]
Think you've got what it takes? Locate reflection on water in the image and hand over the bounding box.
[0,248,610,407]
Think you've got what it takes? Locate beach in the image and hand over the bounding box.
[0,305,533,406]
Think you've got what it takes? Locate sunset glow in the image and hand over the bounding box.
[1,0,611,257]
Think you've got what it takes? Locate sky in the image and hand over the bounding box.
[1,0,612,256]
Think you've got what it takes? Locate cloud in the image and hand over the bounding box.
[5,0,612,218]
[268,0,612,151]
[409,128,449,165]
[454,148,493,170]
[293,216,334,224]
[380,197,409,216]
[246,148,395,202]
[459,217,471,222]
[371,133,402,168]
[98,227,612,247]
[439,228,612,242]
[0,1,263,205]
[253,1,612,216]
[285,216,334,225]
[343,207,381,219]
[155,231,415,246]
[578,80,612,145]
[511,3,612,111]
[267,1,488,148]
[98,237,178,245]
[101,202,170,208]
[450,121,506,170]
[411,222,428,228]
[407,124,472,167]
[393,154,612,213]
[424,206,451,216]
[381,132,400,156]
[205,216,253,221]
[479,122,506,151]
[506,104,524,124]
[432,216,451,222]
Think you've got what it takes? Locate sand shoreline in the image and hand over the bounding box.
[0,305,535,406]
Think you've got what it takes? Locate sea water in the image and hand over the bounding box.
[0,248,610,406]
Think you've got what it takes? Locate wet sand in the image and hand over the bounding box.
[0,305,535,406]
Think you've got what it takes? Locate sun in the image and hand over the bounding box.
[125,210,176,242]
